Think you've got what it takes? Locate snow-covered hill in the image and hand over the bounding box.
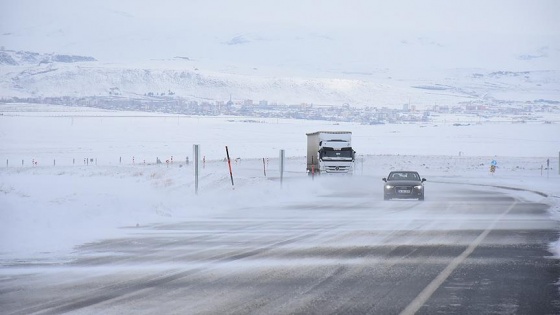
[1,49,559,108]
[0,49,96,66]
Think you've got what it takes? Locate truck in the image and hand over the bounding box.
[306,131,355,174]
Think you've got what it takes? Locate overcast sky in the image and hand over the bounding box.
[1,0,559,72]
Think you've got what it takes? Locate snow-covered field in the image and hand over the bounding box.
[0,103,559,263]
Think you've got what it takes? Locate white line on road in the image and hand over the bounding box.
[399,200,518,315]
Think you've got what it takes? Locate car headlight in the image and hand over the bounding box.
[414,185,423,189]
[385,185,394,189]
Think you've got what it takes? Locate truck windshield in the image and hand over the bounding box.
[320,148,353,159]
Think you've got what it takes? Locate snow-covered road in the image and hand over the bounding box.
[2,177,558,314]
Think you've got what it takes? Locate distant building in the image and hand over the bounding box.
[226,94,234,107]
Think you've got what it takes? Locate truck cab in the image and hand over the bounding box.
[307,131,355,174]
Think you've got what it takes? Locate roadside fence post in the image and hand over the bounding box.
[194,144,200,195]
[279,149,285,187]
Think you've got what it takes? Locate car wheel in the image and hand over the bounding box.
[384,195,390,200]
[419,195,424,201]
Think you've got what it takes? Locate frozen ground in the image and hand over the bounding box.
[0,103,559,263]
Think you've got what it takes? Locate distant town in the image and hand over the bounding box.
[2,95,559,124]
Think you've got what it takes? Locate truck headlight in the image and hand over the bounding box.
[385,185,394,189]
[414,185,423,190]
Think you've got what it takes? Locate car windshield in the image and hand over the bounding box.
[389,172,420,180]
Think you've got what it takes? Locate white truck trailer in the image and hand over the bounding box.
[306,131,355,174]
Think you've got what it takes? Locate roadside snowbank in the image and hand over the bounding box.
[1,155,558,262]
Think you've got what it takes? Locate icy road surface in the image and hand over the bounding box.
[2,177,559,315]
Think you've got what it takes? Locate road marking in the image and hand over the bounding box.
[399,200,517,315]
